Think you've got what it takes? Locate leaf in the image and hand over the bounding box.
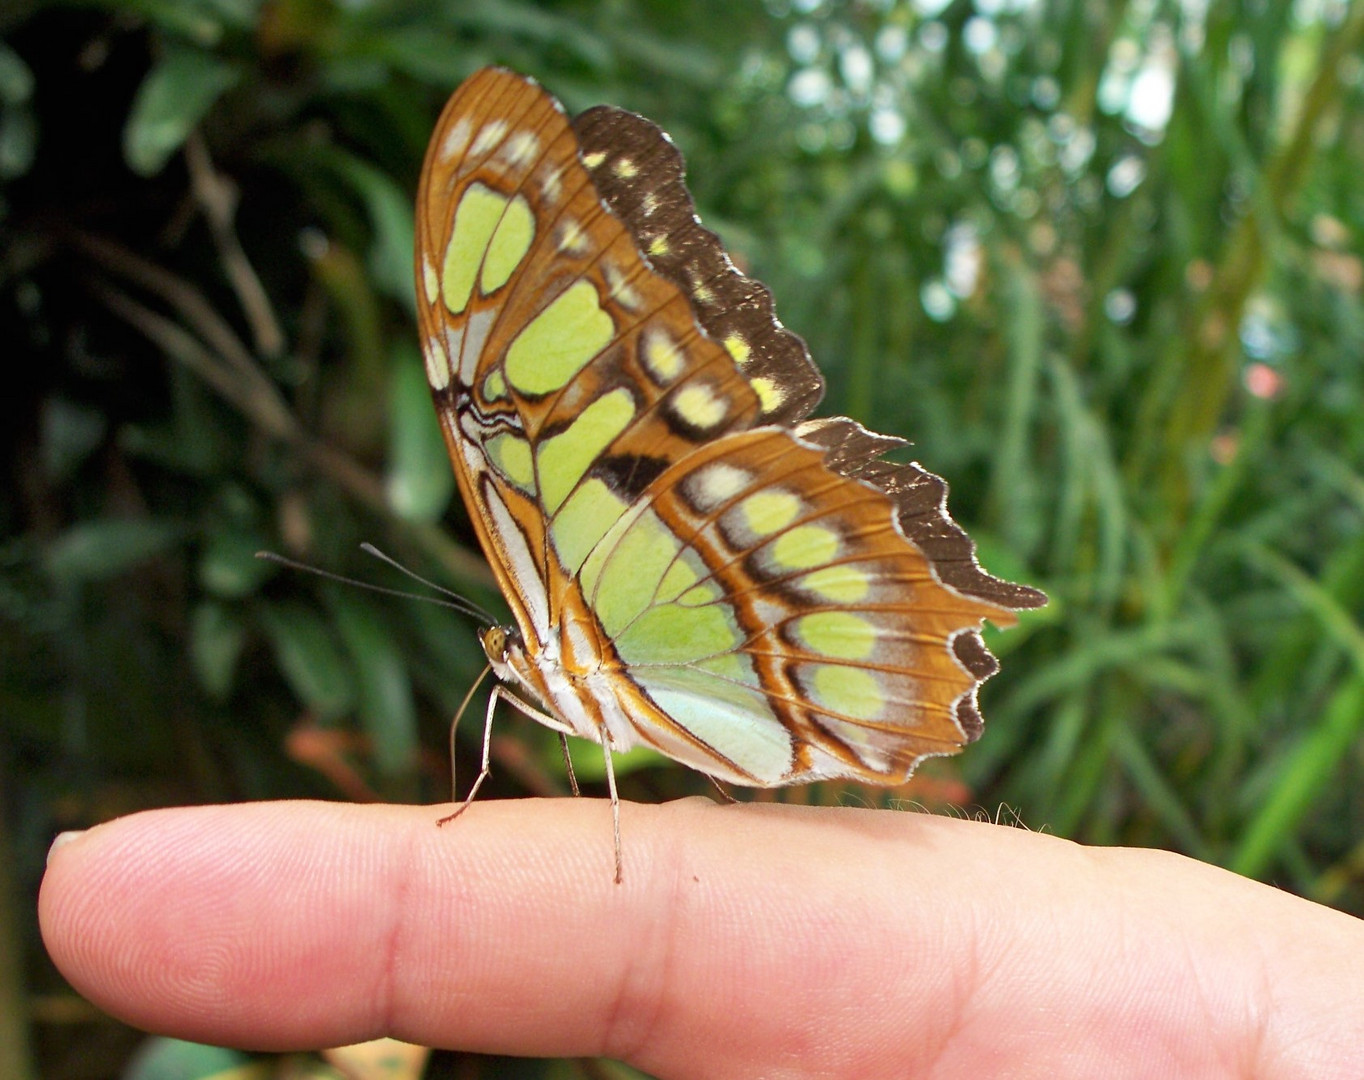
[90,0,261,45]
[1232,676,1364,879]
[0,94,36,179]
[368,25,484,87]
[257,602,354,721]
[44,519,182,583]
[562,738,668,783]
[190,600,245,699]
[326,589,418,782]
[40,398,107,483]
[330,150,416,311]
[123,46,240,176]
[450,0,612,70]
[0,40,34,104]
[386,343,455,523]
[121,1036,263,1080]
[198,528,273,599]
[0,41,35,179]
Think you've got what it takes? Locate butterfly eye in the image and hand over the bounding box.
[480,626,508,659]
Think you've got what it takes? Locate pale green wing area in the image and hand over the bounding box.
[628,665,794,784]
[575,486,796,785]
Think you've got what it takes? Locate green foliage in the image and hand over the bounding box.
[124,45,241,175]
[4,1,1364,1077]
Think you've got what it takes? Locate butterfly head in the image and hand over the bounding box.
[478,624,524,684]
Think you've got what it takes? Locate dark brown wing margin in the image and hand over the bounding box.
[572,104,824,427]
[797,416,1048,614]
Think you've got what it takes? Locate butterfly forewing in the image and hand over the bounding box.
[571,104,825,426]
[416,67,1045,790]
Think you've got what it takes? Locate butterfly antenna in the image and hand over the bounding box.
[358,543,499,625]
[255,550,493,624]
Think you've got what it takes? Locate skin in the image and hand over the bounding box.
[38,798,1364,1078]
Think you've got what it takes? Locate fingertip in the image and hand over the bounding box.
[46,829,87,865]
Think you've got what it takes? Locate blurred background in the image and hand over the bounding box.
[4,0,1363,1077]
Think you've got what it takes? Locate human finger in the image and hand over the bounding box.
[38,798,1364,1078]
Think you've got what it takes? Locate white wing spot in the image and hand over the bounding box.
[424,334,450,391]
[671,382,728,431]
[501,131,540,167]
[538,165,563,204]
[604,262,642,311]
[683,462,752,513]
[422,257,439,306]
[471,120,509,157]
[641,327,684,384]
[440,118,472,162]
[556,218,589,255]
[723,334,751,366]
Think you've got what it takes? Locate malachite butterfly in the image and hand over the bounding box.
[416,68,1046,879]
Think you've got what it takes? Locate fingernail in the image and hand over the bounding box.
[47,830,86,865]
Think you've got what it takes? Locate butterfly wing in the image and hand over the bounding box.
[415,68,1045,786]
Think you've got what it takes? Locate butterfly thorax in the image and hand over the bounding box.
[479,617,641,753]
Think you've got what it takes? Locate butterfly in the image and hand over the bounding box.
[415,67,1046,880]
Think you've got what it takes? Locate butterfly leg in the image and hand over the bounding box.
[599,734,623,884]
[559,733,581,797]
[493,683,576,734]
[437,682,504,826]
[495,694,581,796]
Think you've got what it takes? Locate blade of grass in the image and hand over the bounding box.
[1231,675,1364,879]
[1111,719,1210,858]
[1230,543,1364,876]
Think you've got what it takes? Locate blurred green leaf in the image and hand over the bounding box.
[563,739,668,783]
[326,589,418,785]
[0,41,34,103]
[257,602,354,721]
[329,151,417,312]
[190,599,245,699]
[1233,676,1364,879]
[987,249,1044,554]
[0,40,35,179]
[90,0,261,44]
[44,519,182,583]
[121,1037,261,1080]
[308,239,387,450]
[0,101,35,179]
[39,398,106,483]
[199,529,273,598]
[123,46,240,175]
[450,0,613,70]
[601,26,722,85]
[386,343,455,523]
[366,24,482,86]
